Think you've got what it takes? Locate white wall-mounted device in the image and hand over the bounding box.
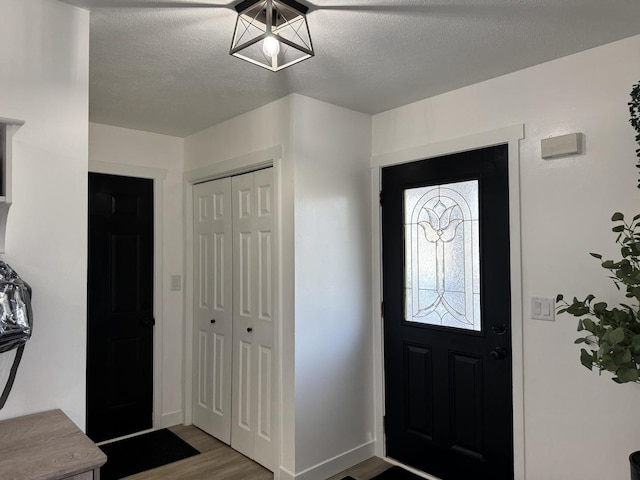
[541,132,582,159]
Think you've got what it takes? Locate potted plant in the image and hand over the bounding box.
[556,82,640,479]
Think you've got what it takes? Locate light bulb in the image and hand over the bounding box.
[262,36,280,58]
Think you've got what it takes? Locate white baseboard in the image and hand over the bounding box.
[293,441,376,480]
[160,410,183,428]
[278,467,296,480]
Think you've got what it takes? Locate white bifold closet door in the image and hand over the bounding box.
[192,168,275,471]
[192,176,233,444]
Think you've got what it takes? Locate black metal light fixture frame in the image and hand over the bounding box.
[230,0,314,72]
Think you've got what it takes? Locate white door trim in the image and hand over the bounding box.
[370,124,526,480]
[183,145,283,476]
[88,160,168,431]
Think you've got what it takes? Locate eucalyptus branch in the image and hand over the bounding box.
[557,211,640,384]
[630,81,640,188]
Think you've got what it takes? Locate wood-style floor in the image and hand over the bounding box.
[122,425,392,480]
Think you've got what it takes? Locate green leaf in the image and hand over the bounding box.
[616,367,640,383]
[599,341,612,357]
[556,294,564,302]
[574,338,587,344]
[580,349,594,370]
[583,318,597,333]
[614,348,632,364]
[602,354,618,372]
[614,310,630,323]
[593,303,607,313]
[613,225,626,233]
[610,327,625,344]
[590,253,603,259]
[612,212,625,222]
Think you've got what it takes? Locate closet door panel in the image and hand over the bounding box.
[231,172,255,459]
[231,169,275,471]
[252,168,275,469]
[192,178,233,444]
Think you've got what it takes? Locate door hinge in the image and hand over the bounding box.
[379,191,383,206]
[383,415,387,433]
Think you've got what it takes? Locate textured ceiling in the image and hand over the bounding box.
[59,0,640,137]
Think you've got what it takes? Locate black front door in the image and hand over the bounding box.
[382,145,513,479]
[87,173,154,442]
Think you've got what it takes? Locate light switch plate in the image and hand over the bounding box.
[170,275,182,292]
[531,297,555,321]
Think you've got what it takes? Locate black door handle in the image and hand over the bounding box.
[247,327,253,333]
[490,347,507,360]
[142,318,155,328]
[210,319,216,324]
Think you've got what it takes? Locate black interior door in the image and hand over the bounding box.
[87,173,154,442]
[382,145,513,479]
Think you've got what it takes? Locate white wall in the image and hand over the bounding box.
[88,123,185,426]
[372,35,640,480]
[291,96,374,476]
[184,98,293,173]
[0,0,89,427]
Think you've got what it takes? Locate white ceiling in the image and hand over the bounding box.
[59,0,640,137]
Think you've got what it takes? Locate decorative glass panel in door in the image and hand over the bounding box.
[404,180,480,331]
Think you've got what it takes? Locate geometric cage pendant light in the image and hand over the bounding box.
[230,0,314,72]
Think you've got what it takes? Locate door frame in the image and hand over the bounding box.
[183,145,284,476]
[370,125,525,479]
[88,161,167,432]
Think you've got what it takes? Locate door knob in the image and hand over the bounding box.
[490,347,507,360]
[210,319,216,324]
[142,318,155,328]
[247,327,253,333]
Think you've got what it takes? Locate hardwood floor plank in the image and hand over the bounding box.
[122,426,271,480]
[327,457,392,480]
[168,425,226,453]
[119,425,391,480]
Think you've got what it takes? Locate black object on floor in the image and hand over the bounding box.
[99,429,200,480]
[371,466,425,480]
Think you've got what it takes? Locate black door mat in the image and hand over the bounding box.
[341,466,424,480]
[99,428,200,480]
[372,466,425,479]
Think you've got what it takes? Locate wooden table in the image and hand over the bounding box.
[0,409,107,480]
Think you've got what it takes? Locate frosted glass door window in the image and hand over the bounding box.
[404,180,480,331]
